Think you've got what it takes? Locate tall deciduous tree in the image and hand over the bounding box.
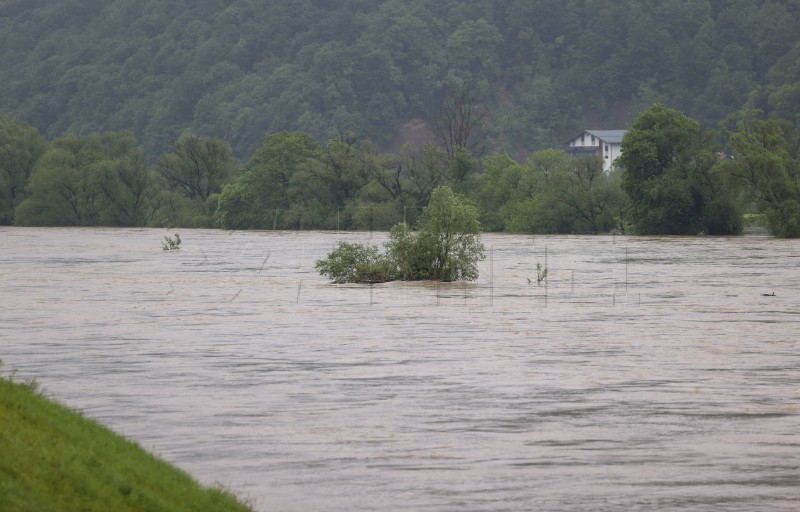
[92,142,157,226]
[433,84,488,163]
[15,144,94,226]
[401,185,485,281]
[473,152,526,231]
[545,156,626,234]
[345,140,451,231]
[0,116,46,224]
[316,185,485,283]
[722,109,800,237]
[155,135,239,201]
[15,132,158,227]
[618,104,741,235]
[500,150,625,234]
[288,131,369,228]
[216,131,320,229]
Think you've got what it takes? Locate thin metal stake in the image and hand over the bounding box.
[490,245,494,308]
[545,246,548,308]
[625,245,629,293]
[612,270,616,306]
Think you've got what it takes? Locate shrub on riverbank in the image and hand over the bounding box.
[0,367,253,512]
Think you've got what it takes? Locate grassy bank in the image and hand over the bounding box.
[0,370,253,512]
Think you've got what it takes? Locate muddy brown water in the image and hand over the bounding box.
[1,228,799,511]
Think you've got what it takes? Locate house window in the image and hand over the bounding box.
[605,144,609,152]
[581,134,585,144]
[591,135,595,144]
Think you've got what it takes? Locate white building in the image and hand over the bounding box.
[564,129,627,172]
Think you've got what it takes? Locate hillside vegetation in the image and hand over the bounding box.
[1,0,799,159]
[2,1,800,236]
[0,369,254,512]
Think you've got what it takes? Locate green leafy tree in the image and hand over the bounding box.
[314,241,395,284]
[316,185,484,283]
[154,135,239,227]
[15,145,93,226]
[359,140,413,204]
[492,149,568,233]
[484,150,625,234]
[289,131,369,228]
[15,132,156,227]
[544,156,626,234]
[99,132,158,226]
[618,104,741,235]
[93,149,157,227]
[445,18,503,78]
[403,185,485,281]
[0,116,46,224]
[155,135,239,201]
[472,152,527,231]
[357,140,454,230]
[400,142,450,209]
[721,109,800,237]
[216,132,320,229]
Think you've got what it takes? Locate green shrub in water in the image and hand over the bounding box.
[161,233,181,251]
[316,186,485,283]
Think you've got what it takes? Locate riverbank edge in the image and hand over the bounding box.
[0,371,254,512]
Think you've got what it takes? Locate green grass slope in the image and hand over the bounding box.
[0,374,253,512]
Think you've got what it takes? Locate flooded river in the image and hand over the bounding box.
[1,228,799,511]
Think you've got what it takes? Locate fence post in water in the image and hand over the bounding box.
[490,245,494,308]
[612,270,616,306]
[259,253,271,274]
[571,269,575,295]
[625,245,629,294]
[531,237,536,307]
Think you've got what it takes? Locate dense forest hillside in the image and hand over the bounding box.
[1,0,799,160]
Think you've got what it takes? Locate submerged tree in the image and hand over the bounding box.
[412,185,484,281]
[315,186,484,283]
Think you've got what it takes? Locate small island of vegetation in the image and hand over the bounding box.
[316,185,485,283]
